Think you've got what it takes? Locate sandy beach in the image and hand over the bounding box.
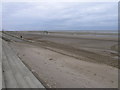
[4,31,118,88]
[2,1,118,88]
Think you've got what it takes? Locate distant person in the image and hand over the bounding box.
[20,35,22,39]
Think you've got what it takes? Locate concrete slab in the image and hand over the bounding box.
[0,36,2,89]
[2,40,45,88]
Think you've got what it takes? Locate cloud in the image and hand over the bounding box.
[3,0,119,2]
[2,2,118,30]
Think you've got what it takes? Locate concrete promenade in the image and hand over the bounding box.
[2,40,45,88]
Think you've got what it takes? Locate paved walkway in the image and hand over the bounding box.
[2,40,45,88]
[0,32,2,89]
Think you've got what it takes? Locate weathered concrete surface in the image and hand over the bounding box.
[0,32,2,89]
[2,40,45,88]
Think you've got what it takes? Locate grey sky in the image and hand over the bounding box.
[2,2,118,31]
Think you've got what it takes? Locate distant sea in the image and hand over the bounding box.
[50,30,118,34]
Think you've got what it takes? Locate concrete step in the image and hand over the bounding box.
[2,47,19,88]
[2,40,45,88]
[0,38,3,89]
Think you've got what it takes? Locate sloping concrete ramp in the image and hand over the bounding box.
[2,40,45,88]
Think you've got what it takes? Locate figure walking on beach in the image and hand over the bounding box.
[20,35,22,39]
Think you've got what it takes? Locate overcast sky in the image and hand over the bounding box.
[2,2,118,31]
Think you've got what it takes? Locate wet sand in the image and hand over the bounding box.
[9,31,118,68]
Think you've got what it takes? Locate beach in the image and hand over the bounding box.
[3,31,118,88]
